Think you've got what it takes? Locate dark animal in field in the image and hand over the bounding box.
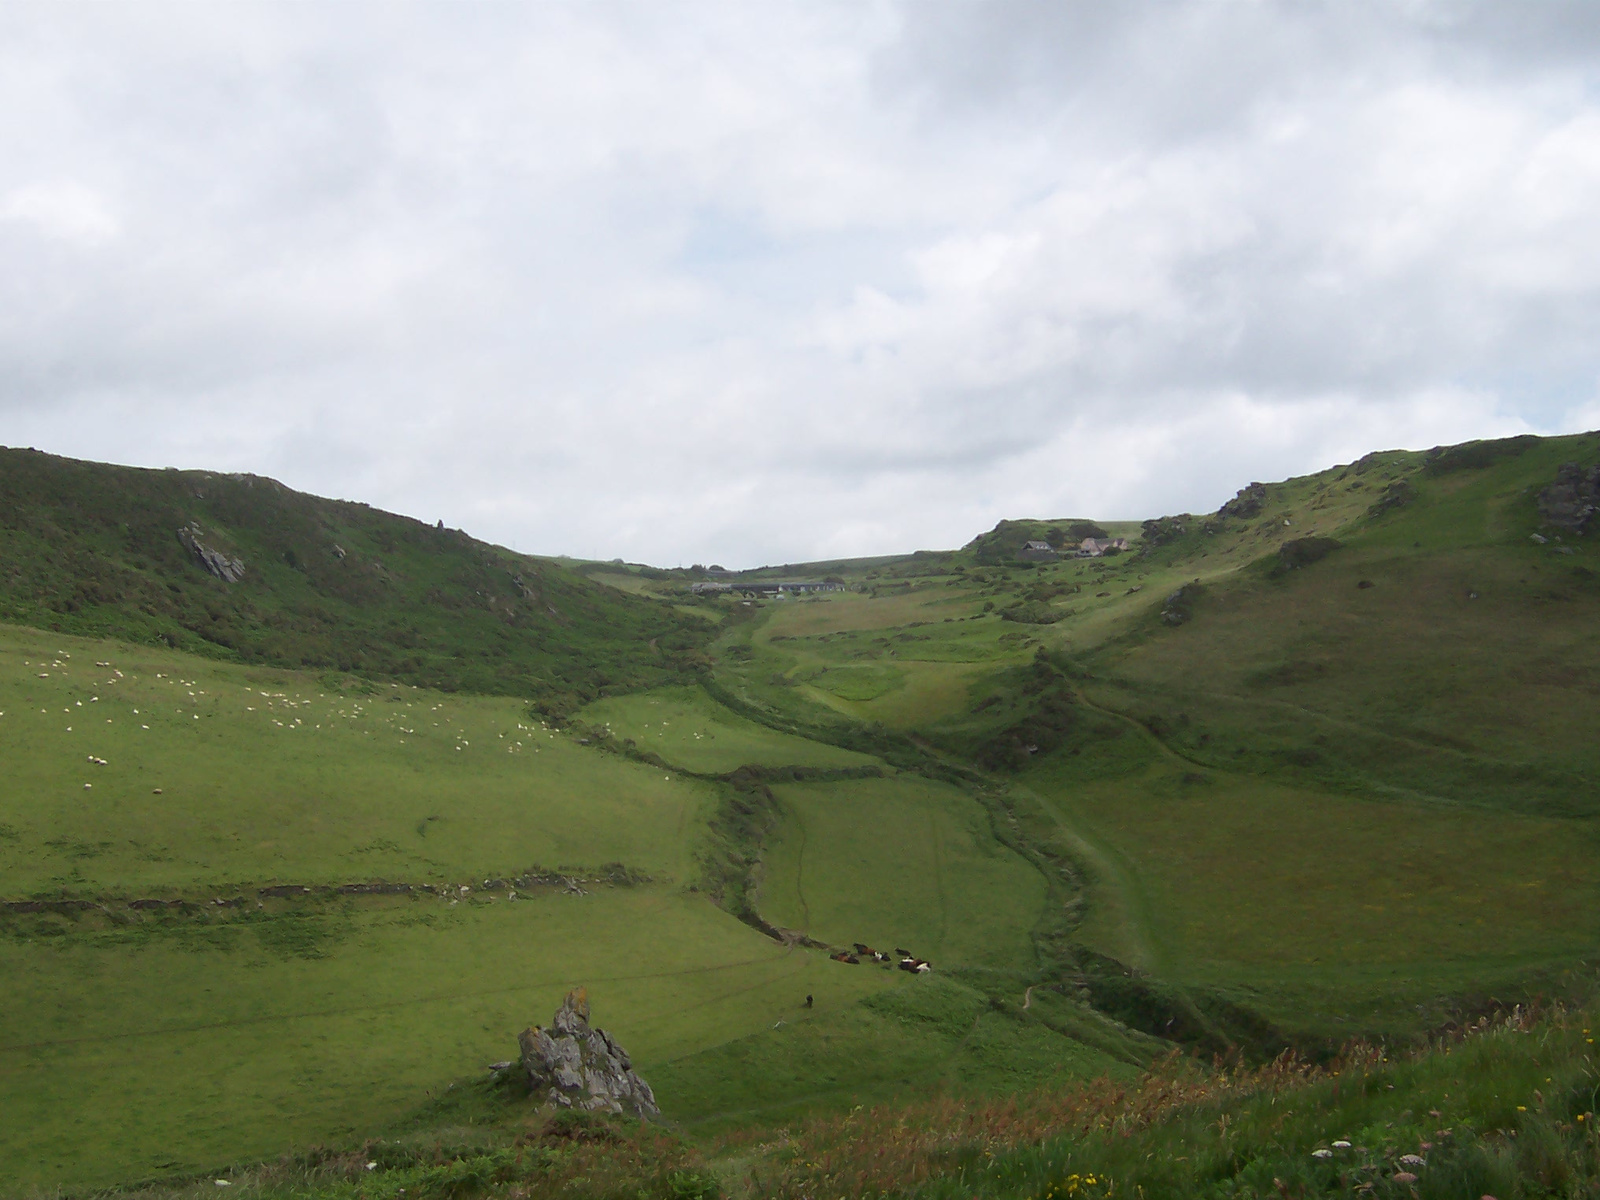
[830,951,861,964]
[804,994,813,1008]
[853,942,874,955]
[894,947,910,957]
[898,957,930,973]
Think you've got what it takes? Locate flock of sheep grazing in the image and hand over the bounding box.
[830,942,931,973]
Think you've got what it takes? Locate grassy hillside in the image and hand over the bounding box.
[0,448,710,712]
[701,430,1600,1048]
[9,430,1600,1196]
[97,1001,1600,1200]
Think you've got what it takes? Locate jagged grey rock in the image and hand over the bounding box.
[1539,462,1600,534]
[177,523,245,583]
[518,989,658,1117]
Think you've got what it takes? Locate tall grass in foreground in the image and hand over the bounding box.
[82,1006,1600,1200]
[732,1004,1600,1198]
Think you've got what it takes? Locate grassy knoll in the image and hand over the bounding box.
[0,448,710,710]
[577,686,880,774]
[0,625,715,894]
[760,775,1045,971]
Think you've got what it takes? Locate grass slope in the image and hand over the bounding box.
[0,448,709,711]
[0,627,1121,1192]
[760,775,1044,971]
[577,686,880,774]
[0,625,712,893]
[1,888,890,1191]
[704,430,1600,1045]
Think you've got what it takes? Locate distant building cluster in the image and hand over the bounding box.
[689,580,846,597]
[1018,537,1129,562]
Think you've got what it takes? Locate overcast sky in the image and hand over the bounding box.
[4,2,1600,566]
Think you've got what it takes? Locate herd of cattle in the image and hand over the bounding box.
[830,942,931,973]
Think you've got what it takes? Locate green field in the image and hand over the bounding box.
[0,626,1115,1191]
[578,686,880,774]
[0,626,714,893]
[761,775,1044,971]
[1,888,903,1190]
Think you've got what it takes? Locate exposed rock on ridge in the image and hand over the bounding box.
[177,523,245,583]
[518,989,658,1117]
[1539,462,1600,534]
[1219,482,1268,519]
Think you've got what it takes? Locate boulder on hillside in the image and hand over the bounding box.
[1538,462,1600,534]
[518,989,659,1118]
[1161,583,1204,625]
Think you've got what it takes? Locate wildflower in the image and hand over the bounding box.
[1332,1140,1352,1150]
[1393,1171,1418,1184]
[1312,1149,1333,1159]
[1398,1154,1427,1168]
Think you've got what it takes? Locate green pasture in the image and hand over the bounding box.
[1024,735,1600,1037]
[577,686,878,774]
[0,625,1112,1193]
[740,591,1028,729]
[797,659,1000,728]
[0,886,894,1191]
[760,775,1045,971]
[658,973,1144,1130]
[0,625,713,895]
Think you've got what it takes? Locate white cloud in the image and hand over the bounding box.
[0,1,1597,566]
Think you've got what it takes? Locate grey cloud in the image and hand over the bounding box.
[0,1,1597,567]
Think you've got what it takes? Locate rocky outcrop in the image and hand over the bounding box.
[1161,583,1203,626]
[1277,536,1341,571]
[1140,516,1188,549]
[1219,482,1268,519]
[177,523,245,583]
[1367,479,1414,517]
[1539,462,1600,534]
[518,989,658,1118]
